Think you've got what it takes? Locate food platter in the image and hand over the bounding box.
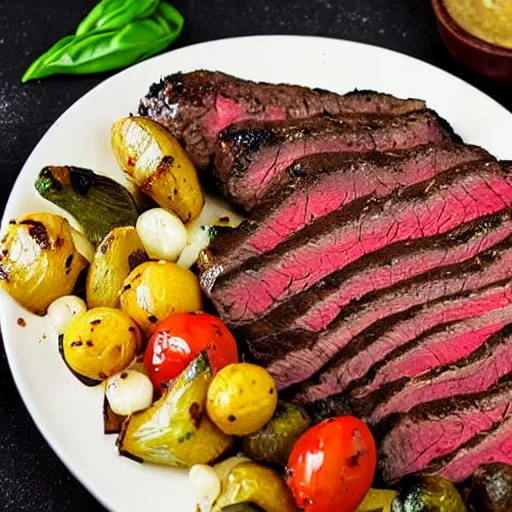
[2,35,512,512]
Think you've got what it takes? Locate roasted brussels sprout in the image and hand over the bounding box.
[468,463,512,512]
[35,166,139,244]
[242,401,310,466]
[0,213,87,315]
[118,352,233,467]
[62,307,142,383]
[213,462,297,512]
[358,489,397,512]
[111,116,204,223]
[392,475,466,512]
[207,363,278,436]
[86,226,148,308]
[119,260,203,334]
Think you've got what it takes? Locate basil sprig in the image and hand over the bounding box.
[22,0,183,83]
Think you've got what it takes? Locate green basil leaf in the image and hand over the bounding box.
[75,0,160,36]
[21,35,75,83]
[22,6,184,82]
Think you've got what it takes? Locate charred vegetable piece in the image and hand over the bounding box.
[103,394,126,435]
[242,401,310,466]
[35,166,139,244]
[63,307,142,383]
[86,226,148,308]
[0,213,87,315]
[357,489,397,512]
[111,117,204,223]
[221,504,265,512]
[391,475,466,512]
[468,463,512,512]
[119,261,203,335]
[213,462,296,512]
[118,352,232,467]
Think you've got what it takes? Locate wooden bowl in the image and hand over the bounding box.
[432,0,512,81]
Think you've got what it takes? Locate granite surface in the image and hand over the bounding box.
[0,1,511,510]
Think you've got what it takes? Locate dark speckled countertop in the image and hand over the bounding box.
[0,1,511,510]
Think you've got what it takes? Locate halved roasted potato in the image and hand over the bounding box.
[86,226,148,308]
[0,213,87,315]
[111,117,204,223]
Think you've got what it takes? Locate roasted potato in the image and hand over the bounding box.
[242,401,310,466]
[118,352,233,467]
[119,260,203,334]
[213,462,297,512]
[206,363,278,436]
[392,475,466,512]
[111,117,204,223]
[0,213,87,315]
[86,226,148,308]
[63,307,142,382]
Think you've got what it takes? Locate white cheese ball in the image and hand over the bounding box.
[189,464,221,511]
[48,295,87,335]
[106,370,153,416]
[136,208,187,262]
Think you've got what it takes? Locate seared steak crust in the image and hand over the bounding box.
[139,70,427,170]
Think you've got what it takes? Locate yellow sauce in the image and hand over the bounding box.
[444,0,512,50]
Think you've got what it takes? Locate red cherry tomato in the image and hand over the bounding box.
[287,416,376,512]
[144,312,238,392]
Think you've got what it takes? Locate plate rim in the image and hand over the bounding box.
[2,34,512,511]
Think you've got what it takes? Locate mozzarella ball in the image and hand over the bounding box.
[106,370,153,416]
[136,208,187,261]
[188,464,221,510]
[48,295,87,335]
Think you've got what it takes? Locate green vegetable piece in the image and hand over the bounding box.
[468,463,512,512]
[242,401,311,466]
[392,475,466,512]
[117,352,233,467]
[35,165,139,244]
[76,0,160,36]
[21,3,184,82]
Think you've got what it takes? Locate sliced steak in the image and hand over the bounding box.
[295,241,512,401]
[203,160,511,327]
[238,210,512,336]
[378,379,512,483]
[425,415,512,482]
[214,110,452,209]
[306,324,512,426]
[363,323,512,424]
[139,70,427,169]
[269,248,512,391]
[206,142,489,275]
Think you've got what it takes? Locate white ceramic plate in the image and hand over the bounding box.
[2,35,512,512]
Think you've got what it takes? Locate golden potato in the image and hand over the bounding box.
[86,226,148,308]
[63,307,142,382]
[111,117,204,223]
[206,363,278,436]
[0,213,87,315]
[119,260,203,334]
